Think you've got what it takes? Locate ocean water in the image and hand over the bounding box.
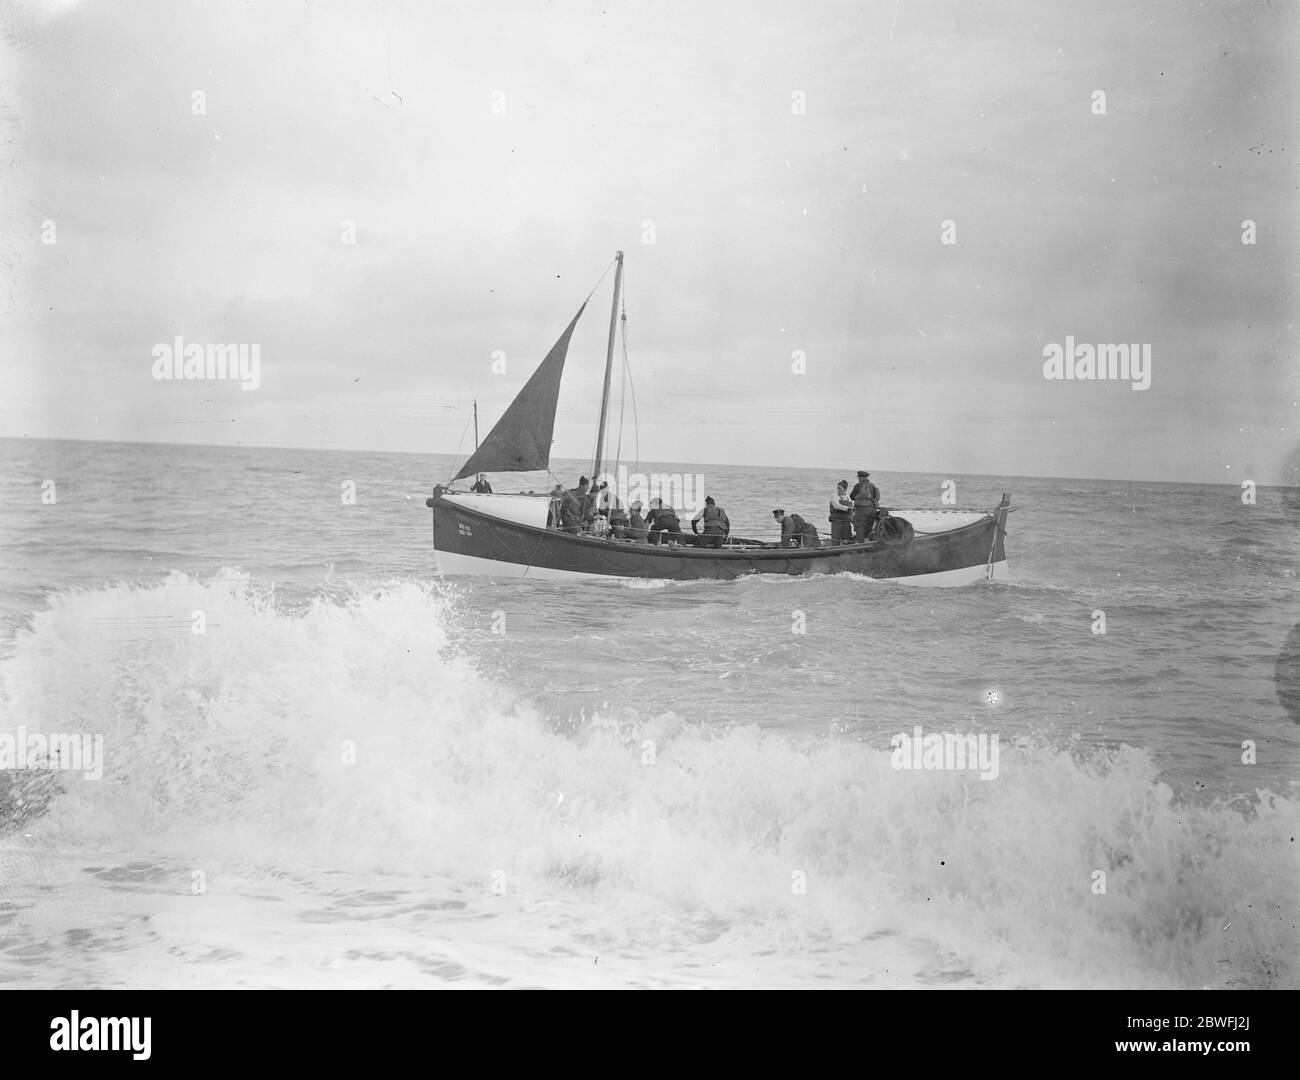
[0,436,1296,989]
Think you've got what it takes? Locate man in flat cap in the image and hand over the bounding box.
[849,470,881,542]
[772,508,821,548]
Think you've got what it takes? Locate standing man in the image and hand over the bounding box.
[547,482,565,528]
[578,477,600,531]
[772,509,820,548]
[691,496,730,549]
[560,476,590,533]
[850,470,881,542]
[828,480,853,544]
[589,478,618,537]
[470,473,493,494]
[594,478,617,519]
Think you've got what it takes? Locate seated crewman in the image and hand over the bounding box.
[622,501,650,542]
[608,502,630,537]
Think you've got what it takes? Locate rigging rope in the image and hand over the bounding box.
[444,411,476,485]
[581,254,619,309]
[616,275,640,481]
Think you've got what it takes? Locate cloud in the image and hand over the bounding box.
[2,0,1295,482]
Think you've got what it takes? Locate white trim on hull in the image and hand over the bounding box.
[434,548,1009,586]
[440,491,551,529]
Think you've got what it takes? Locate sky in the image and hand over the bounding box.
[1,0,1296,484]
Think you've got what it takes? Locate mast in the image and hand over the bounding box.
[592,250,623,480]
[473,399,479,450]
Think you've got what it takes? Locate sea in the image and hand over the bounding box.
[0,436,1296,989]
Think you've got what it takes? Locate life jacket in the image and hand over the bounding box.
[701,505,726,530]
[829,493,851,519]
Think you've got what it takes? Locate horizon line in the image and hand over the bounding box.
[1,433,1292,491]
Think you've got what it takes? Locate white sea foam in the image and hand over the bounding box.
[1,572,1296,989]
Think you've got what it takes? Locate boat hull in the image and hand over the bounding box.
[429,490,1011,585]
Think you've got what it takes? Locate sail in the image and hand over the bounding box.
[453,303,587,481]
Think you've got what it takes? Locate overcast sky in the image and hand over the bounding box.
[2,0,1295,484]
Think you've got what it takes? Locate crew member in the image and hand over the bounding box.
[646,498,683,545]
[608,501,630,537]
[579,477,601,531]
[850,470,881,542]
[623,501,650,542]
[828,480,853,544]
[773,509,820,548]
[470,473,493,494]
[560,476,590,533]
[691,496,730,549]
[595,479,622,527]
[546,483,565,528]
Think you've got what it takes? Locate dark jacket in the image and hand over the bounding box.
[647,505,680,529]
[850,480,880,506]
[471,479,493,494]
[571,488,597,522]
[781,514,818,545]
[560,489,585,529]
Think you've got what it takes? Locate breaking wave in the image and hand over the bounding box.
[1,571,1295,988]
